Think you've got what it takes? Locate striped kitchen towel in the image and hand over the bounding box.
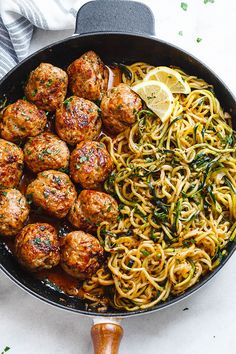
[0,0,86,79]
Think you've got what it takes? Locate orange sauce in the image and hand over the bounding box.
[107,66,122,88]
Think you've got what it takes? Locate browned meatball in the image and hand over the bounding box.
[60,230,104,279]
[101,83,142,134]
[25,63,68,111]
[15,223,60,271]
[70,141,114,189]
[68,190,118,233]
[26,170,77,218]
[0,139,24,188]
[0,99,47,142]
[55,96,101,145]
[24,132,70,174]
[0,189,29,236]
[67,51,108,101]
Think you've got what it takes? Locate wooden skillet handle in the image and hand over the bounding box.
[91,322,123,354]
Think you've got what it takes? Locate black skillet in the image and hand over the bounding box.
[0,1,235,353]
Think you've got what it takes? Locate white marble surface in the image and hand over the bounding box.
[0,1,236,353]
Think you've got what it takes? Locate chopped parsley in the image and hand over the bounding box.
[0,191,7,196]
[46,79,53,87]
[33,237,42,247]
[196,37,202,43]
[58,166,69,174]
[63,97,73,108]
[44,238,51,247]
[43,190,50,199]
[141,250,151,257]
[53,176,61,184]
[178,30,183,36]
[79,155,89,163]
[180,2,188,11]
[33,237,51,248]
[38,148,54,161]
[31,89,38,97]
[1,346,10,353]
[204,0,214,3]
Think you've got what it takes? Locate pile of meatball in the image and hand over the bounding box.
[0,51,142,281]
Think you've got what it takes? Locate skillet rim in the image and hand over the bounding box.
[0,31,235,317]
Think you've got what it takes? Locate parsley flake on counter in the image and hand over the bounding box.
[178,31,183,36]
[1,346,10,353]
[196,37,202,43]
[204,0,214,4]
[181,2,188,11]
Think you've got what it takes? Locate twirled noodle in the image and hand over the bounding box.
[82,63,236,311]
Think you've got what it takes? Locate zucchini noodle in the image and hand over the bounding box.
[82,62,236,311]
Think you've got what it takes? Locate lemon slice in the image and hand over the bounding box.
[144,66,191,94]
[132,80,174,122]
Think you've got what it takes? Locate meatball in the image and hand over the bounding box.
[101,83,142,134]
[68,190,118,233]
[67,51,108,101]
[26,170,77,218]
[0,99,47,142]
[55,96,101,145]
[25,63,68,111]
[0,189,29,236]
[70,141,113,189]
[24,132,70,174]
[15,223,60,271]
[60,231,104,279]
[0,139,24,188]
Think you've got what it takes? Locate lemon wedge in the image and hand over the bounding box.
[144,66,191,94]
[132,80,174,122]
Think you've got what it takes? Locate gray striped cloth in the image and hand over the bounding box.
[0,0,86,79]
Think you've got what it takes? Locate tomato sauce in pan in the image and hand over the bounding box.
[2,67,122,309]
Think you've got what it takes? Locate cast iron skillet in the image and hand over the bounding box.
[0,1,235,353]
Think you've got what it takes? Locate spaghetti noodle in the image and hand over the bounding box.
[82,62,236,311]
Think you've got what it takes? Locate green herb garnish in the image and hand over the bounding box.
[31,89,38,97]
[196,37,202,43]
[141,250,151,257]
[33,237,42,247]
[43,191,50,199]
[79,156,89,163]
[181,2,188,11]
[46,79,53,87]
[63,97,73,108]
